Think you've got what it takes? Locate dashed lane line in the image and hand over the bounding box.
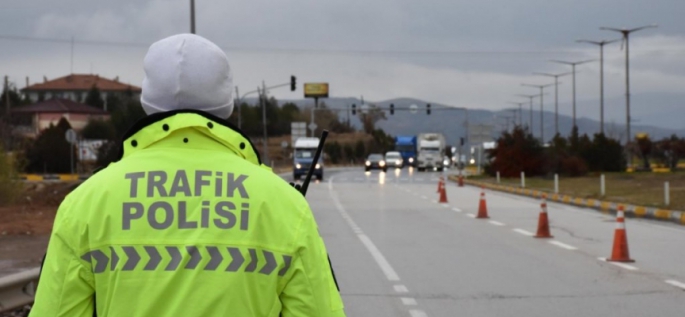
[452,207,462,212]
[466,214,476,218]
[410,310,428,317]
[329,180,400,281]
[441,204,450,208]
[401,298,418,306]
[513,228,535,236]
[548,240,578,250]
[665,280,685,290]
[394,284,409,293]
[598,257,639,271]
[488,220,505,226]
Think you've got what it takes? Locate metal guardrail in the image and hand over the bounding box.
[0,268,40,313]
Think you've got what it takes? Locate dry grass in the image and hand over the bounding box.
[481,172,685,210]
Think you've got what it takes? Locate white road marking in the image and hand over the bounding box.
[401,298,418,306]
[488,220,505,226]
[421,195,427,199]
[416,178,424,181]
[549,240,578,250]
[466,214,476,218]
[410,310,428,317]
[665,280,685,290]
[513,228,535,236]
[432,200,438,204]
[452,207,462,212]
[598,258,638,271]
[441,204,450,208]
[394,284,409,293]
[329,179,401,282]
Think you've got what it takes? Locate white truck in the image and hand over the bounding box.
[416,133,446,172]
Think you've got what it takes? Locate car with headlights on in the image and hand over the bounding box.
[384,151,403,168]
[365,153,387,172]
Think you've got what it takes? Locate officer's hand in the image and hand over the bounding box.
[289,182,303,194]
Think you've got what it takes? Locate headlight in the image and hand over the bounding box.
[295,163,302,169]
[409,157,414,163]
[315,164,321,169]
[379,161,386,166]
[396,159,402,165]
[470,158,475,164]
[365,161,371,166]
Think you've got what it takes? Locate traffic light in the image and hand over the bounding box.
[426,103,431,115]
[290,75,296,91]
[351,104,356,115]
[390,104,395,115]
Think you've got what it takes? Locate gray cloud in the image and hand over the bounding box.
[1,0,683,127]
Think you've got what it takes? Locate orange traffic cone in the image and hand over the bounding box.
[437,176,444,193]
[608,206,634,262]
[534,195,553,238]
[457,175,464,187]
[476,187,489,219]
[439,180,448,203]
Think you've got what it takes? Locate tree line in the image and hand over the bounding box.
[2,84,394,173]
[485,125,685,177]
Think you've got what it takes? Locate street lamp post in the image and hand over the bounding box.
[600,24,658,168]
[549,59,594,131]
[190,0,196,34]
[533,72,570,136]
[522,83,554,143]
[576,39,620,134]
[508,102,525,126]
[516,94,539,137]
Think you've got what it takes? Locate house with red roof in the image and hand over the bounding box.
[11,99,110,138]
[21,74,141,110]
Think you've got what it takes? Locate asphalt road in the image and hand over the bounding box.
[297,167,685,317]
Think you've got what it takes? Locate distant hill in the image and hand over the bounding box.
[244,95,685,146]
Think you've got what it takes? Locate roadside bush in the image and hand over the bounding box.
[560,156,588,177]
[0,144,22,206]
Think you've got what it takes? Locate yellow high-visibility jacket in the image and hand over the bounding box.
[30,111,345,317]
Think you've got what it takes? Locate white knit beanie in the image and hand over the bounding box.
[140,33,234,118]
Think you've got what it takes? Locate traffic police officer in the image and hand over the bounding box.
[30,34,346,317]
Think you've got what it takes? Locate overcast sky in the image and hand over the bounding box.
[2,0,684,127]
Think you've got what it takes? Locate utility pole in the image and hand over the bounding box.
[260,82,269,165]
[522,83,554,143]
[508,102,525,126]
[234,86,241,129]
[516,94,539,137]
[533,72,570,136]
[601,24,658,168]
[550,59,594,131]
[577,38,620,135]
[190,0,196,34]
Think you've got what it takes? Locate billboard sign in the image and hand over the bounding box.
[304,83,329,98]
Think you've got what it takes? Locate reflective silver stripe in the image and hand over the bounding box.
[245,249,258,272]
[185,246,201,269]
[226,247,244,272]
[204,246,223,271]
[144,246,162,271]
[122,246,140,271]
[81,245,292,276]
[278,255,292,276]
[259,250,277,275]
[165,246,182,271]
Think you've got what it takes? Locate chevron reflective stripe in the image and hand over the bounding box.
[80,245,293,276]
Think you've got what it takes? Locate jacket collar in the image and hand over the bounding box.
[116,110,261,166]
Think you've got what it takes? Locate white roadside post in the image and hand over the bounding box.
[521,171,525,188]
[665,181,670,206]
[554,173,559,194]
[600,174,606,197]
[496,171,500,184]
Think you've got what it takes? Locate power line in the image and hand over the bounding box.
[2,34,682,56]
